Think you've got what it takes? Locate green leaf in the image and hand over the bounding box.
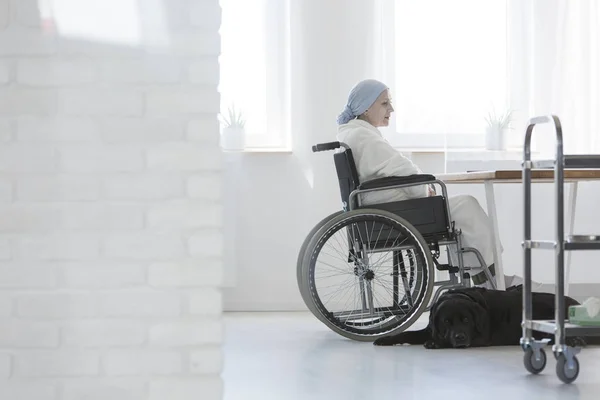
[220,103,246,129]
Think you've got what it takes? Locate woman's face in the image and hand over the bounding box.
[361,89,394,127]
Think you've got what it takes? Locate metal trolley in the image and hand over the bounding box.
[521,115,600,384]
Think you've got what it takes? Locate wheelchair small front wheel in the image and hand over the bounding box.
[300,209,434,341]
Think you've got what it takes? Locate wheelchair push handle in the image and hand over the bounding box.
[312,141,344,152]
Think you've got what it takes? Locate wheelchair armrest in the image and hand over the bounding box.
[312,141,341,152]
[358,174,436,190]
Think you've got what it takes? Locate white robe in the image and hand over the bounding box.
[336,119,498,270]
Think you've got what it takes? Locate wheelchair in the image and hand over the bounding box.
[297,141,496,341]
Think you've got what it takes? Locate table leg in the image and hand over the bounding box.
[484,181,506,290]
[565,182,578,296]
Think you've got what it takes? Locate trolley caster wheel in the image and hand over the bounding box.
[523,348,546,374]
[556,354,579,384]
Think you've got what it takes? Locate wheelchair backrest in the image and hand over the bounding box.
[333,148,360,210]
[314,141,452,243]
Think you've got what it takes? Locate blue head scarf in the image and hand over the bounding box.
[337,79,389,125]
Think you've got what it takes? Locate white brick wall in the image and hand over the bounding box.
[103,350,183,375]
[0,295,13,316]
[100,291,182,317]
[62,263,146,288]
[13,350,101,377]
[17,293,96,318]
[189,230,223,257]
[187,118,220,143]
[17,175,100,201]
[190,347,223,374]
[101,118,186,143]
[58,88,144,116]
[148,260,223,288]
[0,61,11,84]
[0,1,224,399]
[0,321,59,347]
[149,320,222,346]
[146,143,222,171]
[150,379,223,400]
[101,59,182,84]
[17,117,100,142]
[0,145,55,172]
[188,59,220,84]
[0,118,12,142]
[0,383,57,400]
[0,264,57,288]
[102,174,184,200]
[62,320,146,347]
[0,1,8,29]
[58,145,144,172]
[17,59,99,86]
[0,88,57,114]
[0,353,11,378]
[62,379,147,400]
[188,173,221,200]
[0,28,57,55]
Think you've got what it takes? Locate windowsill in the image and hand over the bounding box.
[221,146,538,162]
[396,146,523,152]
[221,147,293,154]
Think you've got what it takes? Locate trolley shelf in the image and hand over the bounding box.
[525,320,600,336]
[522,240,556,249]
[522,237,600,251]
[565,235,600,250]
[530,154,600,169]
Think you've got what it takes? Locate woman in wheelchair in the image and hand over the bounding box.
[336,78,523,290]
[297,78,531,342]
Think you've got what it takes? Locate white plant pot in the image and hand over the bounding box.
[220,127,245,151]
[485,126,506,151]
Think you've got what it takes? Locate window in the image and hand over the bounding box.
[382,0,509,149]
[506,0,600,156]
[218,0,290,150]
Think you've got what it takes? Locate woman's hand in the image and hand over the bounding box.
[428,185,436,197]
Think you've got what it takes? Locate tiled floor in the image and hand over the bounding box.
[223,311,600,400]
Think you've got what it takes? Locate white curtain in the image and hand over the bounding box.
[509,0,600,155]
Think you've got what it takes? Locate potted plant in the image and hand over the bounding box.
[220,104,246,151]
[484,109,513,151]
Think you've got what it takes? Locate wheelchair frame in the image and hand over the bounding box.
[348,166,495,297]
[297,140,496,341]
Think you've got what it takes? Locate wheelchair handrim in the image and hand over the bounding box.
[296,210,345,311]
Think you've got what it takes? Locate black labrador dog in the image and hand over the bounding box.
[374,286,597,349]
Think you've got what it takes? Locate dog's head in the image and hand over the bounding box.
[429,289,491,348]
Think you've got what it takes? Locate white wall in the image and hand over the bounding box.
[0,1,223,399]
[222,0,383,310]
[223,0,600,311]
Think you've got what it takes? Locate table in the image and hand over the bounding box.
[437,169,600,291]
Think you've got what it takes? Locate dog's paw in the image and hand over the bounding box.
[373,336,398,346]
[424,340,439,349]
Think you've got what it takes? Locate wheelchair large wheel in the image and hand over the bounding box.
[297,211,344,309]
[299,208,434,341]
[297,211,417,326]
